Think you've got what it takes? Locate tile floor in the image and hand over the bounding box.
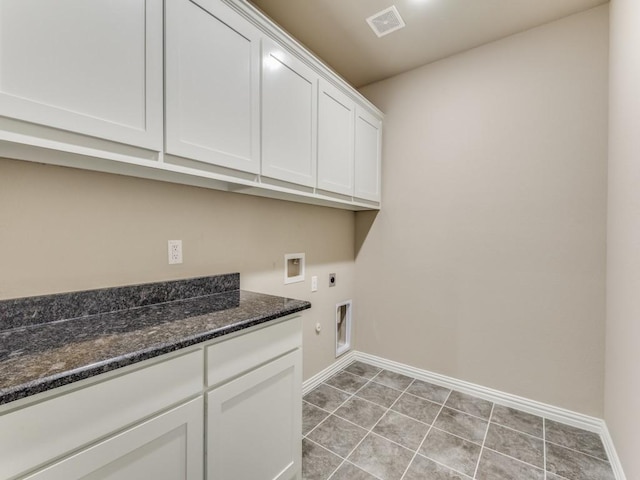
[302,361,615,480]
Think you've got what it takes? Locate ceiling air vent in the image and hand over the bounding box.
[366,5,406,38]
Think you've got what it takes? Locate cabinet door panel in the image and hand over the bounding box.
[207,349,302,480]
[26,398,204,480]
[0,0,162,150]
[0,350,203,480]
[262,38,317,187]
[354,107,382,202]
[165,0,260,173]
[317,80,355,196]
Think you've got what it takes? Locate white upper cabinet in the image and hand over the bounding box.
[261,37,318,187]
[354,106,382,202]
[165,0,261,174]
[0,0,382,209]
[0,0,162,150]
[317,80,355,196]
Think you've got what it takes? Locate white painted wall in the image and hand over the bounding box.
[357,6,609,416]
[605,0,640,477]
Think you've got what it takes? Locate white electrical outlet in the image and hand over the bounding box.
[311,276,318,292]
[168,240,183,264]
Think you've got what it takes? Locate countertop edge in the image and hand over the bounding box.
[0,301,310,406]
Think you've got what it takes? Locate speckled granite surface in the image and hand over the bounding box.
[0,274,310,405]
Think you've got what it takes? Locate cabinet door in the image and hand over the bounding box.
[354,107,382,202]
[0,0,162,150]
[262,38,318,187]
[207,349,302,480]
[317,80,355,196]
[25,398,204,480]
[165,0,261,174]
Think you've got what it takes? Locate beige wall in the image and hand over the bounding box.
[0,157,355,380]
[356,6,609,416]
[606,0,640,476]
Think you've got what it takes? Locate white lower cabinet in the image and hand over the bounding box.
[0,316,303,480]
[207,350,302,480]
[25,398,204,480]
[0,349,204,480]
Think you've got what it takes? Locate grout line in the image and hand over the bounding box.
[303,386,356,438]
[440,403,494,423]
[343,385,408,411]
[326,459,386,480]
[302,401,332,438]
[489,418,545,441]
[344,460,386,480]
[330,371,417,479]
[304,436,346,461]
[398,388,449,405]
[370,378,415,393]
[472,402,495,479]
[343,365,457,408]
[334,369,370,382]
[482,446,546,472]
[306,381,356,401]
[544,439,612,463]
[316,376,468,444]
[303,400,339,417]
[307,371,419,439]
[427,425,485,447]
[324,459,346,480]
[304,382,362,438]
[305,362,603,480]
[414,452,475,479]
[304,415,328,439]
[324,408,379,433]
[342,363,383,380]
[332,398,433,429]
[367,430,419,454]
[304,436,381,480]
[545,471,573,480]
[380,406,434,428]
[399,387,452,480]
[305,369,387,479]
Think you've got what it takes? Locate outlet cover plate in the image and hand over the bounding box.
[168,240,183,264]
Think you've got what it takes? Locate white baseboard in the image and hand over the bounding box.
[354,352,602,432]
[302,350,356,395]
[303,350,626,480]
[600,423,628,480]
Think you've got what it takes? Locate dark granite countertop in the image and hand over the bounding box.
[0,274,310,405]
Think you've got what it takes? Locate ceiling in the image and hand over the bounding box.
[248,0,608,88]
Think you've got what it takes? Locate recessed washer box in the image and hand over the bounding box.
[284,253,305,284]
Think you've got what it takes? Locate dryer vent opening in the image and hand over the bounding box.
[336,300,352,357]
